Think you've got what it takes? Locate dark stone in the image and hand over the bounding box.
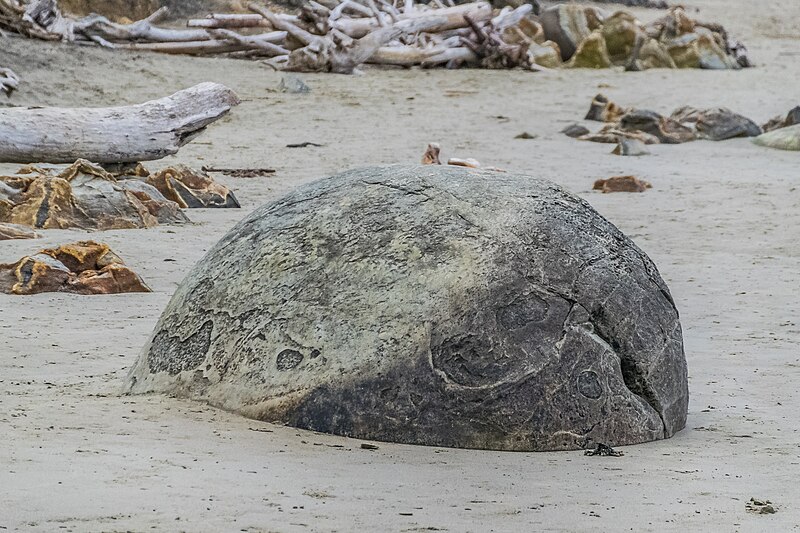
[276,349,304,371]
[562,124,591,138]
[672,107,761,141]
[762,106,800,133]
[125,165,688,451]
[577,370,603,399]
[619,110,696,143]
[585,94,627,122]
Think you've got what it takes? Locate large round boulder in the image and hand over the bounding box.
[125,165,688,451]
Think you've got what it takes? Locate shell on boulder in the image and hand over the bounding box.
[125,165,688,451]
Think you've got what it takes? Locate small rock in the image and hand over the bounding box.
[0,241,151,295]
[585,94,628,122]
[593,175,651,193]
[746,498,776,515]
[277,76,311,94]
[752,124,800,151]
[601,11,640,64]
[142,165,241,208]
[611,137,649,156]
[515,132,538,139]
[568,30,613,69]
[0,222,39,240]
[360,443,379,450]
[562,124,591,138]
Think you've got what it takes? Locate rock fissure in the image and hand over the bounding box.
[587,322,668,437]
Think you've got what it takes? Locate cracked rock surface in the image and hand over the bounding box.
[125,165,688,451]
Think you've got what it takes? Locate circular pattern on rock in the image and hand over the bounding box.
[577,370,603,399]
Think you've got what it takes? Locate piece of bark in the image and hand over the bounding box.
[421,143,441,164]
[201,166,276,178]
[0,82,239,164]
[562,124,591,138]
[593,175,651,193]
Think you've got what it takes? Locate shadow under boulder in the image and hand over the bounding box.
[125,164,688,451]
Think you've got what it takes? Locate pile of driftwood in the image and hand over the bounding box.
[0,0,749,74]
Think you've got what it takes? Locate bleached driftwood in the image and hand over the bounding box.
[187,13,300,29]
[0,82,239,163]
[0,0,753,73]
[0,67,19,96]
[324,2,493,38]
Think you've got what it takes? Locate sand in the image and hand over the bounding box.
[1,0,799,531]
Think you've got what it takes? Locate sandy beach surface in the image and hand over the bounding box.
[1,0,799,531]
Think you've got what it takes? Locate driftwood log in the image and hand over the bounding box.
[0,82,239,164]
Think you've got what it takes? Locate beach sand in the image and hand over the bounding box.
[1,1,798,530]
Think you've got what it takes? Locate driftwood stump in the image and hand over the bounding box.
[0,82,239,164]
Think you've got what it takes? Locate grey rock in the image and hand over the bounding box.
[611,136,650,156]
[762,106,800,133]
[619,110,696,144]
[277,76,311,94]
[561,123,591,138]
[540,5,607,61]
[752,124,800,151]
[124,165,688,451]
[671,107,761,141]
